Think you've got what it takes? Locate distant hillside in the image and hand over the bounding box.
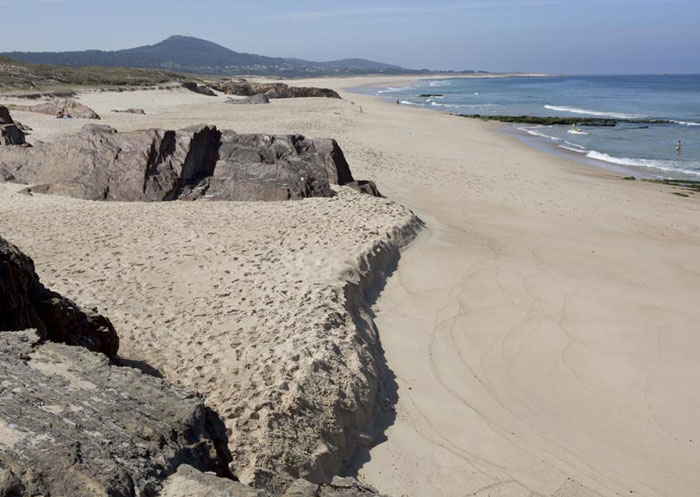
[0,56,192,91]
[2,35,428,77]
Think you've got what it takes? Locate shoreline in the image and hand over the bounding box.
[315,77,700,496]
[342,76,699,184]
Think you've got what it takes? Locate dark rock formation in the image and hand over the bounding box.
[112,107,147,114]
[345,180,382,197]
[0,330,233,497]
[0,235,119,359]
[183,82,217,96]
[201,131,354,201]
[210,80,340,99]
[0,124,376,202]
[2,124,221,201]
[7,98,100,119]
[0,106,26,146]
[226,94,270,105]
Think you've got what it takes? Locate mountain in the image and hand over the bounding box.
[2,35,423,77]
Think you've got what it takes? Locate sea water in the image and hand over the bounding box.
[352,75,700,179]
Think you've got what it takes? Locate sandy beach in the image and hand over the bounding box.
[2,76,699,497]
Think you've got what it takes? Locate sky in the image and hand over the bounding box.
[1,0,699,74]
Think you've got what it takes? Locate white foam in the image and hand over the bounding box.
[398,100,419,106]
[672,120,700,126]
[559,145,588,154]
[586,151,700,176]
[544,105,645,120]
[428,80,453,87]
[430,102,462,108]
[564,141,586,150]
[377,86,412,94]
[518,125,561,142]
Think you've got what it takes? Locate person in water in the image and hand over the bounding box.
[677,140,682,152]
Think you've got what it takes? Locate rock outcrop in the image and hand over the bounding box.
[161,465,270,497]
[0,330,233,497]
[0,124,373,202]
[0,106,26,146]
[160,467,388,497]
[0,235,119,359]
[203,131,354,201]
[7,98,100,119]
[226,94,271,105]
[183,82,217,96]
[283,477,388,497]
[210,80,340,99]
[112,107,147,114]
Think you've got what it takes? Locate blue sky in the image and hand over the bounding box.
[2,0,699,74]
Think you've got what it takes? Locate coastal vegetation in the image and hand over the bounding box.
[0,55,192,91]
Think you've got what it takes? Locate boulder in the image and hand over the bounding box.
[200,131,354,201]
[0,330,234,497]
[183,82,217,96]
[226,94,270,105]
[0,106,26,146]
[159,469,389,497]
[0,124,376,202]
[7,98,100,119]
[161,465,270,497]
[4,124,222,201]
[282,477,388,497]
[112,108,147,114]
[210,80,340,99]
[0,235,119,359]
[345,180,382,197]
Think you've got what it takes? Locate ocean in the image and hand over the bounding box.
[351,75,700,179]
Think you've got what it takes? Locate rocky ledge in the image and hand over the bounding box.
[210,80,340,100]
[0,235,119,359]
[161,466,387,497]
[6,98,100,119]
[0,108,378,202]
[0,106,26,147]
[0,329,233,497]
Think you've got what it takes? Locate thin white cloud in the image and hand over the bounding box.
[276,0,677,21]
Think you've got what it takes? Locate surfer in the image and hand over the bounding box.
[676,140,682,152]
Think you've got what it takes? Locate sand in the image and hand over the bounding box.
[2,77,699,497]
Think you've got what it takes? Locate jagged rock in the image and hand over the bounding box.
[7,98,100,119]
[210,80,340,99]
[0,330,234,497]
[0,124,376,202]
[183,82,217,96]
[226,94,270,105]
[345,180,381,197]
[282,477,388,497]
[0,106,26,146]
[4,124,221,201]
[161,465,270,497]
[112,108,147,114]
[159,469,388,497]
[0,235,119,358]
[200,131,354,201]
